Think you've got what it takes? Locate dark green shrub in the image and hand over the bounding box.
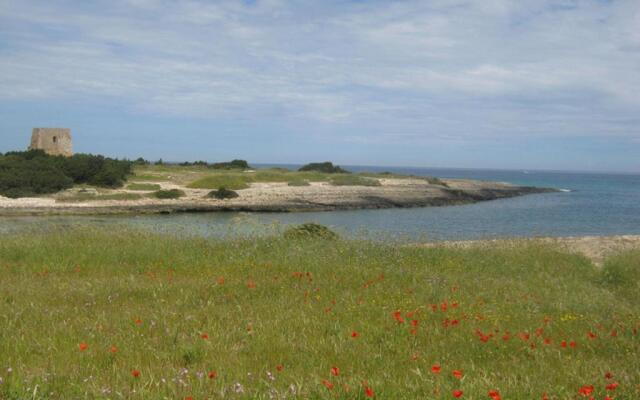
[207,187,239,199]
[298,162,348,173]
[0,150,132,198]
[283,223,339,240]
[0,155,73,198]
[287,180,310,187]
[209,159,250,170]
[151,189,185,199]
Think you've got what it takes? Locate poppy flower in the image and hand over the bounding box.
[393,311,405,323]
[560,340,567,348]
[208,370,217,379]
[519,332,530,341]
[488,390,501,400]
[578,385,594,396]
[247,280,257,289]
[604,372,613,379]
[331,367,340,376]
[569,341,577,348]
[184,397,193,400]
[411,319,419,327]
[322,379,334,390]
[453,389,463,398]
[452,370,463,379]
[276,364,284,372]
[365,386,374,397]
[110,346,118,353]
[441,302,448,312]
[132,370,141,378]
[542,393,549,400]
[544,338,552,345]
[587,331,597,340]
[610,329,617,337]
[605,382,619,390]
[431,364,441,374]
[351,331,359,338]
[79,343,88,352]
[135,318,142,325]
[201,333,209,340]
[216,276,225,285]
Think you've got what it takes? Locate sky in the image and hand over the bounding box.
[1,0,639,172]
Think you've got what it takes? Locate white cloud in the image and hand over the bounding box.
[0,0,639,142]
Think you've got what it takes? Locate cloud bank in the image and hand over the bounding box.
[1,0,639,155]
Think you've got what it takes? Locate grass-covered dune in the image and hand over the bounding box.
[0,229,638,399]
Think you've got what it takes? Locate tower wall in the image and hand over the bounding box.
[29,128,73,157]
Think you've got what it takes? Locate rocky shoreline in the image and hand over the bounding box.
[0,178,557,216]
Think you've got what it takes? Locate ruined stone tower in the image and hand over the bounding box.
[29,128,73,157]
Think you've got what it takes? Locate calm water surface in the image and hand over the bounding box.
[2,166,639,241]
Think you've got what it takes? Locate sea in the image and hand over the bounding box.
[1,165,639,241]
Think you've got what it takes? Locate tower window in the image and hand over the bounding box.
[53,136,57,143]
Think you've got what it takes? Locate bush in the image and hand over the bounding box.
[207,187,239,200]
[209,159,250,170]
[298,162,348,174]
[283,223,339,240]
[152,189,185,199]
[0,150,132,198]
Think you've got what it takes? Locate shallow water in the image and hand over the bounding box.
[1,166,639,241]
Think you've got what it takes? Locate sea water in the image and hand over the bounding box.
[1,166,639,241]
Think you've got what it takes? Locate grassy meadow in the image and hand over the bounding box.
[0,229,638,399]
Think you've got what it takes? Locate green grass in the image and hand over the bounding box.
[55,193,143,202]
[187,174,251,190]
[128,174,171,182]
[0,229,638,399]
[151,189,186,199]
[126,183,162,191]
[330,175,381,186]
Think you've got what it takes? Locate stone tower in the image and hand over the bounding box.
[29,128,73,157]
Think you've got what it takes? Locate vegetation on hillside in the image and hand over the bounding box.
[151,189,185,199]
[298,161,349,173]
[207,187,240,199]
[0,150,132,198]
[0,229,637,398]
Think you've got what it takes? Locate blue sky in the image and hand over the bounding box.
[1,0,639,172]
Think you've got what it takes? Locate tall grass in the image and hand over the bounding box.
[0,229,637,399]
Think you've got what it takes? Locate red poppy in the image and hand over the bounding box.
[216,276,225,285]
[208,370,217,379]
[247,280,257,289]
[535,328,544,336]
[322,379,334,390]
[452,369,463,379]
[605,382,619,390]
[604,396,613,400]
[110,346,118,353]
[519,332,530,341]
[441,302,448,312]
[411,319,419,327]
[544,338,552,345]
[184,397,193,400]
[488,390,501,400]
[79,342,88,352]
[578,385,594,396]
[560,340,567,348]
[502,332,510,341]
[569,341,577,348]
[201,333,209,340]
[610,329,617,337]
[431,364,441,373]
[604,372,613,379]
[393,311,405,323]
[542,393,549,400]
[365,386,374,397]
[411,353,419,361]
[135,318,142,325]
[587,331,597,340]
[276,364,284,372]
[431,304,438,312]
[453,389,463,398]
[351,331,359,338]
[132,370,141,378]
[331,367,340,376]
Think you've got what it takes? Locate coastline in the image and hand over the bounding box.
[0,177,556,216]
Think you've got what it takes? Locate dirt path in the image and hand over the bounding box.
[422,235,640,265]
